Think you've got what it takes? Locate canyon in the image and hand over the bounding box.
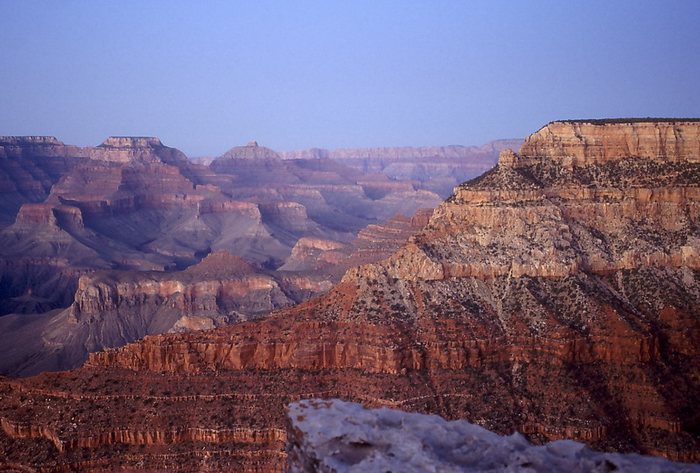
[0,119,697,472]
[3,135,499,375]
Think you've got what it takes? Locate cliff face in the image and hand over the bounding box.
[0,251,334,377]
[1,121,698,472]
[88,136,191,166]
[280,210,432,275]
[0,137,88,227]
[519,120,700,166]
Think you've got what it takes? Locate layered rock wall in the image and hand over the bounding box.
[518,120,700,166]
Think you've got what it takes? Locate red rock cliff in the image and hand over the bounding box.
[518,119,700,166]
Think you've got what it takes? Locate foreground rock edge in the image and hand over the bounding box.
[286,399,700,473]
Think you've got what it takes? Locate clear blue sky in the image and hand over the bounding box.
[1,1,698,156]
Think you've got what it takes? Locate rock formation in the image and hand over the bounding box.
[0,250,331,376]
[214,140,283,162]
[519,119,700,166]
[0,136,442,375]
[209,142,442,231]
[0,136,88,226]
[286,399,700,473]
[0,136,220,316]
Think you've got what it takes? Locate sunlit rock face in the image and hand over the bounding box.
[518,119,700,166]
[286,399,700,473]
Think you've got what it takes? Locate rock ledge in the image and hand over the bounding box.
[286,399,700,473]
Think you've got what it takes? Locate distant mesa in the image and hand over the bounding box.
[99,136,164,148]
[87,136,191,166]
[0,136,64,146]
[214,141,281,162]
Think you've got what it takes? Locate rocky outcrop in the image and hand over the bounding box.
[0,136,81,159]
[260,202,316,234]
[72,251,297,320]
[286,399,700,473]
[215,141,283,162]
[280,210,432,275]
[518,119,700,166]
[88,136,191,166]
[99,137,164,148]
[282,238,348,271]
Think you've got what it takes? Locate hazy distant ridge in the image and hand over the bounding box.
[278,139,522,160]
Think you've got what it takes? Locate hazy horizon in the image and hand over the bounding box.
[1,1,699,156]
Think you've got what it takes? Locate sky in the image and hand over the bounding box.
[0,1,699,156]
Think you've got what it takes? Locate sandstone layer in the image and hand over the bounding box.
[519,119,700,166]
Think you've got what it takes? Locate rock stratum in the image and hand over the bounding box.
[0,119,698,472]
[286,399,700,473]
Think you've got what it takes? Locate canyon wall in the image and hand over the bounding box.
[518,119,700,166]
[0,135,444,376]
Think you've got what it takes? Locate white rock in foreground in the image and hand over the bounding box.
[286,399,700,473]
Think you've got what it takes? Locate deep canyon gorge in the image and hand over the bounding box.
[0,119,698,471]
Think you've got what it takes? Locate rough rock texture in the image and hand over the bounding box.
[286,399,700,473]
[0,136,88,226]
[279,209,432,275]
[519,120,700,166]
[0,251,332,376]
[281,237,348,272]
[0,120,698,472]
